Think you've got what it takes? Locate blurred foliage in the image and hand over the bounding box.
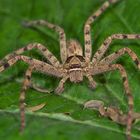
[0,0,140,140]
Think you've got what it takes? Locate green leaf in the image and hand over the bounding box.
[0,0,140,140]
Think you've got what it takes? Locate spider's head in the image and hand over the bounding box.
[65,39,86,83]
[68,56,84,83]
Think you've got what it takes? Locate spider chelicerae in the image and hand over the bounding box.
[0,0,140,139]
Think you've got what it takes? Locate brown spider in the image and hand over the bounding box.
[0,0,140,139]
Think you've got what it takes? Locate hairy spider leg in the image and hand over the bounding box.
[90,64,133,140]
[84,0,119,62]
[92,34,140,66]
[24,20,67,63]
[0,43,60,67]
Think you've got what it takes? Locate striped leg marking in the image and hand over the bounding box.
[0,43,60,67]
[95,64,133,140]
[92,34,140,65]
[0,55,63,132]
[86,74,97,89]
[0,52,64,131]
[84,0,119,61]
[24,20,67,63]
[0,55,63,78]
[100,47,140,69]
[55,76,69,94]
[20,66,33,132]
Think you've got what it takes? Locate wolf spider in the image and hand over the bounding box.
[0,0,140,139]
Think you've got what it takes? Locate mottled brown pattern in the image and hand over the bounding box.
[20,66,33,132]
[0,0,140,139]
[84,100,140,125]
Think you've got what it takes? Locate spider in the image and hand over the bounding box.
[0,0,140,139]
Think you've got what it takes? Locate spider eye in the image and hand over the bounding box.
[65,56,73,63]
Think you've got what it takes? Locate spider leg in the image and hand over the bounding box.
[86,74,97,89]
[84,0,118,62]
[0,55,64,131]
[99,47,140,69]
[92,34,140,65]
[23,20,67,63]
[55,75,69,94]
[20,66,33,133]
[0,55,63,78]
[20,66,53,132]
[91,64,133,140]
[0,43,60,67]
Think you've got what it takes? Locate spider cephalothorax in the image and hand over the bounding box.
[1,0,140,139]
[64,39,87,83]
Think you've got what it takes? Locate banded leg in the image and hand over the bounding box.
[0,54,63,93]
[20,66,33,132]
[84,0,118,61]
[55,76,69,94]
[0,55,63,78]
[19,66,52,132]
[94,64,133,140]
[0,43,60,67]
[92,34,140,65]
[0,56,64,131]
[23,20,67,63]
[86,74,97,89]
[99,47,140,69]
